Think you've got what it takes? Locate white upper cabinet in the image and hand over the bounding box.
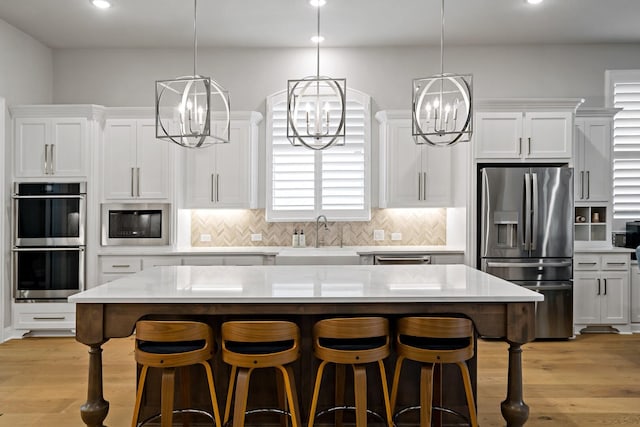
[183,112,262,209]
[377,110,453,208]
[574,109,618,203]
[12,105,100,179]
[474,99,582,162]
[103,117,173,201]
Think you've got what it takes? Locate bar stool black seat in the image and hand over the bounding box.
[390,316,478,427]
[308,317,394,427]
[131,320,222,427]
[221,320,301,427]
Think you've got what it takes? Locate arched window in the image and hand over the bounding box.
[265,88,371,221]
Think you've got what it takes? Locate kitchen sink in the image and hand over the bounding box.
[275,247,361,265]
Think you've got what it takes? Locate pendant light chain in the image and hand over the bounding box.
[193,0,198,76]
[316,5,321,79]
[440,0,444,77]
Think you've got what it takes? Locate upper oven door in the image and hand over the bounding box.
[13,189,86,247]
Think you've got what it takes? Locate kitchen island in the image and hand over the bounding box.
[69,264,542,427]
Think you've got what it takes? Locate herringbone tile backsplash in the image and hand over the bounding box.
[191,208,446,247]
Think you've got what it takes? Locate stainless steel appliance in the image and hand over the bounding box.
[374,255,432,264]
[479,166,574,339]
[12,182,86,300]
[101,203,170,246]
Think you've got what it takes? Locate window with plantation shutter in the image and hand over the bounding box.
[266,89,371,221]
[607,71,640,219]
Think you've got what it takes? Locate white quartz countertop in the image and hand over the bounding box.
[575,247,635,253]
[69,264,542,304]
[97,245,465,257]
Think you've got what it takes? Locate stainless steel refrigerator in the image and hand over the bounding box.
[479,166,574,339]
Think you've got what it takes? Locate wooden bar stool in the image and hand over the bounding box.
[221,320,301,427]
[131,320,222,427]
[390,317,478,427]
[307,317,393,427]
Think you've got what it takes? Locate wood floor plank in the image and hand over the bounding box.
[1,333,640,426]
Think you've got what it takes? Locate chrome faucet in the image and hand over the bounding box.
[315,214,328,248]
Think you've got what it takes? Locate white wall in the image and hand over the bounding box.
[53,44,640,109]
[0,19,53,338]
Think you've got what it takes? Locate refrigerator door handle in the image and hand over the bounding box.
[531,172,539,251]
[524,172,531,251]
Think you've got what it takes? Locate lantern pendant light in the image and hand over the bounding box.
[155,0,230,148]
[412,0,473,146]
[287,0,346,150]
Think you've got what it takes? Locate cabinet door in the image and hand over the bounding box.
[573,270,601,325]
[14,118,48,177]
[103,120,137,200]
[600,271,629,324]
[51,118,86,177]
[474,112,523,159]
[422,145,452,205]
[574,120,587,201]
[631,263,640,323]
[582,119,612,202]
[380,119,423,207]
[184,144,216,208]
[214,121,253,208]
[524,112,572,159]
[136,120,171,200]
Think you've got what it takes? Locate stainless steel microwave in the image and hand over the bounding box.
[101,203,170,246]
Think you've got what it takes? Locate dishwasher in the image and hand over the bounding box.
[374,255,431,265]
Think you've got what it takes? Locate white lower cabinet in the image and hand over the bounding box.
[12,302,76,333]
[574,253,629,332]
[630,262,640,325]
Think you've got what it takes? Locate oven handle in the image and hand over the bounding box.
[12,194,86,199]
[12,247,85,252]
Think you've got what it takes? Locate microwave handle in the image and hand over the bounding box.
[12,247,85,252]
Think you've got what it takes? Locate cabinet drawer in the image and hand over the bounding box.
[100,257,142,273]
[601,254,629,270]
[141,256,182,269]
[13,303,76,330]
[574,255,600,270]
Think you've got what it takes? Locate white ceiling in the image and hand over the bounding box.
[1,0,640,49]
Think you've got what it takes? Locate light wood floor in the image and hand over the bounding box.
[1,333,640,426]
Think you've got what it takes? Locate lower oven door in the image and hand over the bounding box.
[12,247,85,300]
[521,281,573,339]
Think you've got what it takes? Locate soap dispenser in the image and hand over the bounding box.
[299,230,306,247]
[292,229,299,247]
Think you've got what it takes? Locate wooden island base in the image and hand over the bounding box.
[75,300,535,427]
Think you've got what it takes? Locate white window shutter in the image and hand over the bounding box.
[266,89,371,221]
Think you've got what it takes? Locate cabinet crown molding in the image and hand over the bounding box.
[575,107,622,118]
[10,104,105,120]
[475,98,584,112]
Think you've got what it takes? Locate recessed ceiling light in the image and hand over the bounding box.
[91,0,112,9]
[526,0,543,4]
[311,35,325,44]
[309,0,326,7]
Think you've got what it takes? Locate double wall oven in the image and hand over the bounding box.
[12,182,86,301]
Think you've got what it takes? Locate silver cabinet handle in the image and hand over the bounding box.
[606,262,627,266]
[111,264,131,268]
[518,137,522,155]
[578,262,597,265]
[44,144,49,174]
[423,171,427,201]
[580,171,584,200]
[211,174,216,202]
[597,278,601,295]
[417,172,422,201]
[131,167,135,197]
[137,167,141,197]
[586,171,590,199]
[527,137,532,155]
[216,174,220,202]
[50,144,55,174]
[33,316,66,321]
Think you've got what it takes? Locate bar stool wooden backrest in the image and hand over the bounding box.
[221,320,301,427]
[309,317,393,427]
[132,320,221,427]
[391,316,477,427]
